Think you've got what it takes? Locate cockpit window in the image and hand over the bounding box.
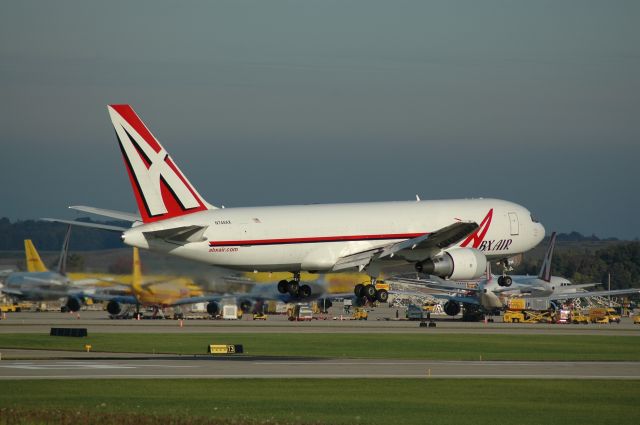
[530,214,539,223]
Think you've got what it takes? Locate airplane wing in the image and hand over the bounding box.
[0,287,23,296]
[332,221,479,272]
[390,275,482,293]
[85,293,139,304]
[549,288,640,301]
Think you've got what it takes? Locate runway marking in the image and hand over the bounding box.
[1,374,639,380]
[0,362,196,370]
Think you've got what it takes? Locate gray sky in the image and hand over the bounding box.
[1,1,638,239]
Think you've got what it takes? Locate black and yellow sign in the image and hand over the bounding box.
[207,344,244,354]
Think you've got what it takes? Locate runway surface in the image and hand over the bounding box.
[1,355,637,380]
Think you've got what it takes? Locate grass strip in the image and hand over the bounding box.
[0,379,638,425]
[1,332,640,361]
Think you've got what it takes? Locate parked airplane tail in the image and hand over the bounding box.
[538,231,557,282]
[24,240,48,273]
[132,247,143,296]
[108,105,216,224]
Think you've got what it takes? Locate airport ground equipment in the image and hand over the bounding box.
[589,308,620,324]
[223,305,241,320]
[571,310,590,324]
[252,312,267,320]
[634,315,640,324]
[352,307,368,320]
[406,304,423,320]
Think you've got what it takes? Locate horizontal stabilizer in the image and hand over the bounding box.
[69,206,141,222]
[41,218,128,232]
[143,225,208,243]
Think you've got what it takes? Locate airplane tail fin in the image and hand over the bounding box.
[24,240,48,273]
[56,225,72,275]
[108,105,217,224]
[537,231,557,282]
[132,248,143,296]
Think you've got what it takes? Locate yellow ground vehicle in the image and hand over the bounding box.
[352,307,368,320]
[0,302,32,313]
[252,312,267,320]
[571,310,589,324]
[589,308,620,324]
[503,310,525,323]
[503,309,552,323]
[633,315,640,324]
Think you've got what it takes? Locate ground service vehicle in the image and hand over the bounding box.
[252,312,267,320]
[571,310,589,324]
[503,310,525,323]
[352,307,368,320]
[589,308,620,324]
[406,305,423,321]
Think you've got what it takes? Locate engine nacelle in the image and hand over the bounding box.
[417,248,486,280]
[443,300,461,316]
[206,302,220,315]
[239,299,253,313]
[66,297,81,312]
[106,301,122,315]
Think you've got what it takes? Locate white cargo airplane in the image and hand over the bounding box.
[46,105,545,303]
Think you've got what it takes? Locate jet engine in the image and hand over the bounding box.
[316,298,333,313]
[206,301,220,315]
[416,248,486,280]
[239,299,253,313]
[106,301,122,315]
[65,297,81,312]
[443,300,461,316]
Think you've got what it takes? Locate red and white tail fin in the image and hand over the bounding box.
[537,231,557,282]
[108,105,216,223]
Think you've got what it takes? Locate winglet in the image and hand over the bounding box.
[538,231,557,282]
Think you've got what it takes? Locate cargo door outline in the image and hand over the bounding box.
[508,212,519,235]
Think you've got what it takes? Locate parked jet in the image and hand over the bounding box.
[392,232,640,318]
[0,227,85,311]
[93,248,350,317]
[46,105,545,303]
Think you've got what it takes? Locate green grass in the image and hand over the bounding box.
[1,333,640,360]
[0,379,639,425]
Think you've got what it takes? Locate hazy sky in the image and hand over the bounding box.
[1,1,638,239]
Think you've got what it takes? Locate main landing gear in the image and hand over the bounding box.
[277,272,312,299]
[354,279,388,303]
[497,258,513,287]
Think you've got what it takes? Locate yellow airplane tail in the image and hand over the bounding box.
[24,240,48,272]
[132,248,143,296]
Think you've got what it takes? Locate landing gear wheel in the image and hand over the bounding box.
[363,284,377,301]
[376,289,389,303]
[288,280,299,296]
[498,276,513,287]
[277,280,289,294]
[299,284,311,298]
[354,284,365,298]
